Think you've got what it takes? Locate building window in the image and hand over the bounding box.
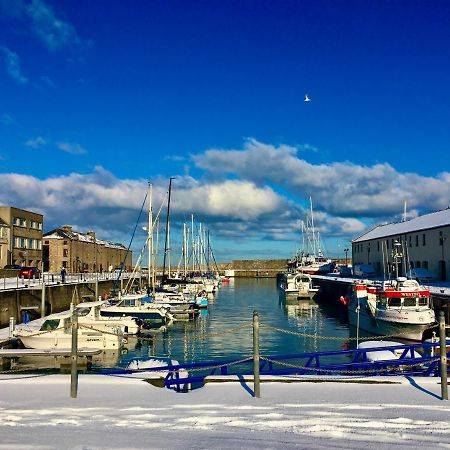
[63,240,68,245]
[28,239,34,249]
[408,236,411,247]
[45,240,49,245]
[416,261,421,268]
[440,231,444,246]
[63,249,68,257]
[377,241,380,251]
[422,261,428,269]
[20,238,26,248]
[37,240,41,250]
[410,261,415,268]
[62,261,67,268]
[422,234,426,246]
[416,235,419,247]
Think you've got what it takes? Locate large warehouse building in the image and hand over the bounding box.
[352,208,450,281]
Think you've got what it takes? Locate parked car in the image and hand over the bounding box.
[406,268,436,283]
[3,264,21,269]
[338,266,353,277]
[18,266,41,278]
[353,264,376,278]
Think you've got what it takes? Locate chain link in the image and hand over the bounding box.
[260,323,436,341]
[260,355,440,375]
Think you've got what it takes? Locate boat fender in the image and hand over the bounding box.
[339,296,348,307]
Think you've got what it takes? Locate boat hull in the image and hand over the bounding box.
[348,306,430,341]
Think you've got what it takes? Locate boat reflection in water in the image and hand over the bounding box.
[7,348,123,372]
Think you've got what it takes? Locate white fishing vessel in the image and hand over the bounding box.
[347,277,436,341]
[13,310,125,350]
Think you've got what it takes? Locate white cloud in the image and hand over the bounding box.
[57,142,87,155]
[0,46,28,84]
[192,139,450,218]
[25,136,46,149]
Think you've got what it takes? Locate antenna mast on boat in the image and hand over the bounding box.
[162,177,174,280]
[403,201,407,222]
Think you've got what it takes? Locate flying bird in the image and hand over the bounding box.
[304,94,311,102]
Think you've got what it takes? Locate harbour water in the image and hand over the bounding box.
[6,278,353,372]
[113,277,350,370]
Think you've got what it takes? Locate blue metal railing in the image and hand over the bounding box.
[101,341,446,391]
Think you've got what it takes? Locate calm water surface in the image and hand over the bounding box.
[8,278,352,372]
[112,277,351,369]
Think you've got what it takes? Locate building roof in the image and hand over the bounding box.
[44,228,127,250]
[353,208,450,243]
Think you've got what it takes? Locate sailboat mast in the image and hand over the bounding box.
[162,177,174,279]
[310,196,317,255]
[191,213,195,272]
[148,182,153,293]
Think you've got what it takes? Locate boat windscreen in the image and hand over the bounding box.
[40,319,60,331]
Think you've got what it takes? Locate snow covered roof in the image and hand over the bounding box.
[43,228,126,250]
[353,208,450,243]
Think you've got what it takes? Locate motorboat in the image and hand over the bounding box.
[13,310,125,350]
[281,272,318,299]
[347,277,436,341]
[100,293,173,327]
[76,300,140,335]
[358,340,422,362]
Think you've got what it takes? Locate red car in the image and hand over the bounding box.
[19,266,41,278]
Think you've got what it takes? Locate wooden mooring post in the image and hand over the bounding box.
[70,303,78,399]
[253,310,261,398]
[439,310,448,400]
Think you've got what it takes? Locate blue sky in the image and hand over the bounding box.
[1,0,450,262]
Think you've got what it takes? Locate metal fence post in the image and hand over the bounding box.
[41,281,46,318]
[71,303,79,398]
[439,311,448,400]
[253,310,261,398]
[9,316,15,338]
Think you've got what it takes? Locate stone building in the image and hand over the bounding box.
[43,225,131,273]
[0,206,43,269]
[352,208,450,281]
[0,218,10,268]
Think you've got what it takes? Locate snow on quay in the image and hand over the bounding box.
[1,374,450,449]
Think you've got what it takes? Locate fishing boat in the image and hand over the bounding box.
[13,310,125,350]
[347,277,436,341]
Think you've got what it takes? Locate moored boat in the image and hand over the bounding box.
[347,277,436,341]
[13,311,125,350]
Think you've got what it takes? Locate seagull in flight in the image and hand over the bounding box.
[304,93,311,102]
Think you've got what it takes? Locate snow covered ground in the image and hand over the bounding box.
[1,373,450,449]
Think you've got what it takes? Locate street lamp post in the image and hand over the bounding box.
[393,241,403,278]
[344,248,349,265]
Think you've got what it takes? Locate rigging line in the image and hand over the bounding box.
[113,187,149,291]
